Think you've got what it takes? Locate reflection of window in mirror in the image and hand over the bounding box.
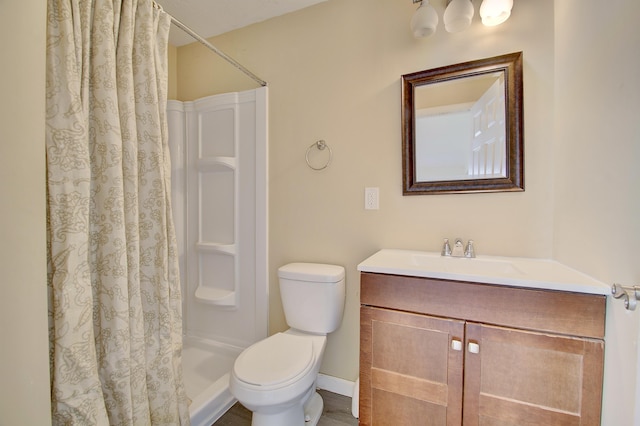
[414,73,505,182]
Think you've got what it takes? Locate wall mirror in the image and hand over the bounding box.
[402,52,524,194]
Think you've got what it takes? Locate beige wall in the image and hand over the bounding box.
[0,0,51,424]
[0,0,637,424]
[168,44,178,100]
[553,0,640,423]
[174,0,556,384]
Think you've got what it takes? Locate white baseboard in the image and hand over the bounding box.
[316,374,359,419]
[316,374,355,398]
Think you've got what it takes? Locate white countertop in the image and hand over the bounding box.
[357,249,611,295]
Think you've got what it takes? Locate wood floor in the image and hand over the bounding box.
[213,389,358,426]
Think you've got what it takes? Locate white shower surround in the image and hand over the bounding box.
[167,87,269,425]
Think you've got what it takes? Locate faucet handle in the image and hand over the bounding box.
[464,240,476,258]
[441,238,452,256]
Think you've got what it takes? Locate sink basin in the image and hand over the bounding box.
[357,249,610,295]
[410,252,525,277]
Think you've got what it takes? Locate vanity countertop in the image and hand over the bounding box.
[357,249,610,295]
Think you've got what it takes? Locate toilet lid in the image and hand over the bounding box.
[234,333,315,387]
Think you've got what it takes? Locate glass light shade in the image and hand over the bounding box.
[444,0,475,33]
[479,0,513,26]
[411,1,439,38]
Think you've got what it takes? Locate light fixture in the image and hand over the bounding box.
[410,0,513,39]
[443,0,474,33]
[479,0,513,26]
[410,0,439,38]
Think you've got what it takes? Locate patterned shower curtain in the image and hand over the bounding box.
[46,0,190,424]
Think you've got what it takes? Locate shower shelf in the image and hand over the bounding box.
[196,242,236,255]
[197,157,236,171]
[194,286,236,307]
[194,242,238,307]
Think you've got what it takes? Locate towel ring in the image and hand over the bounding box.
[305,140,332,171]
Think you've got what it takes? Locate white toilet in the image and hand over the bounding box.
[229,262,346,426]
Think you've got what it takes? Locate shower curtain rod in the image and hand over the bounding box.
[155,3,267,87]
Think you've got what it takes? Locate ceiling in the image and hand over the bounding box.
[155,0,328,46]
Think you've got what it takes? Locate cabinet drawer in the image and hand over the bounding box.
[360,272,606,339]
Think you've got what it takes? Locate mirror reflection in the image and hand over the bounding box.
[402,52,524,194]
[415,72,505,182]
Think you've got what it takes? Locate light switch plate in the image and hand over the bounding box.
[365,187,379,210]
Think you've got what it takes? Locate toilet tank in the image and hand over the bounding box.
[278,263,346,334]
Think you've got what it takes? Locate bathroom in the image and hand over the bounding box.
[2,0,639,425]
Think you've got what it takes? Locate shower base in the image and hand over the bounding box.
[182,335,242,426]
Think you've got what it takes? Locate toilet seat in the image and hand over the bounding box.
[233,333,315,389]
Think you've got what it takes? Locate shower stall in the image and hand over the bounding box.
[167,87,268,426]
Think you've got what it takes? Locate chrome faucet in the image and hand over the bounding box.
[441,238,476,258]
[464,240,475,258]
[451,238,465,257]
[441,238,452,256]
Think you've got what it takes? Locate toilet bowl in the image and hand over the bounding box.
[229,263,345,426]
[230,330,326,425]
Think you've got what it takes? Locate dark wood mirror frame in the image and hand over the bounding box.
[402,52,524,195]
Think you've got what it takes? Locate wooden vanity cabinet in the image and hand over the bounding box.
[359,272,606,426]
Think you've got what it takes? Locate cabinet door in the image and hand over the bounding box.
[463,322,604,426]
[360,306,465,426]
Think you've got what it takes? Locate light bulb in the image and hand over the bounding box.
[410,1,439,38]
[444,0,475,33]
[479,0,513,27]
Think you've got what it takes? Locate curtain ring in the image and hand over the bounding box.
[305,140,332,171]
